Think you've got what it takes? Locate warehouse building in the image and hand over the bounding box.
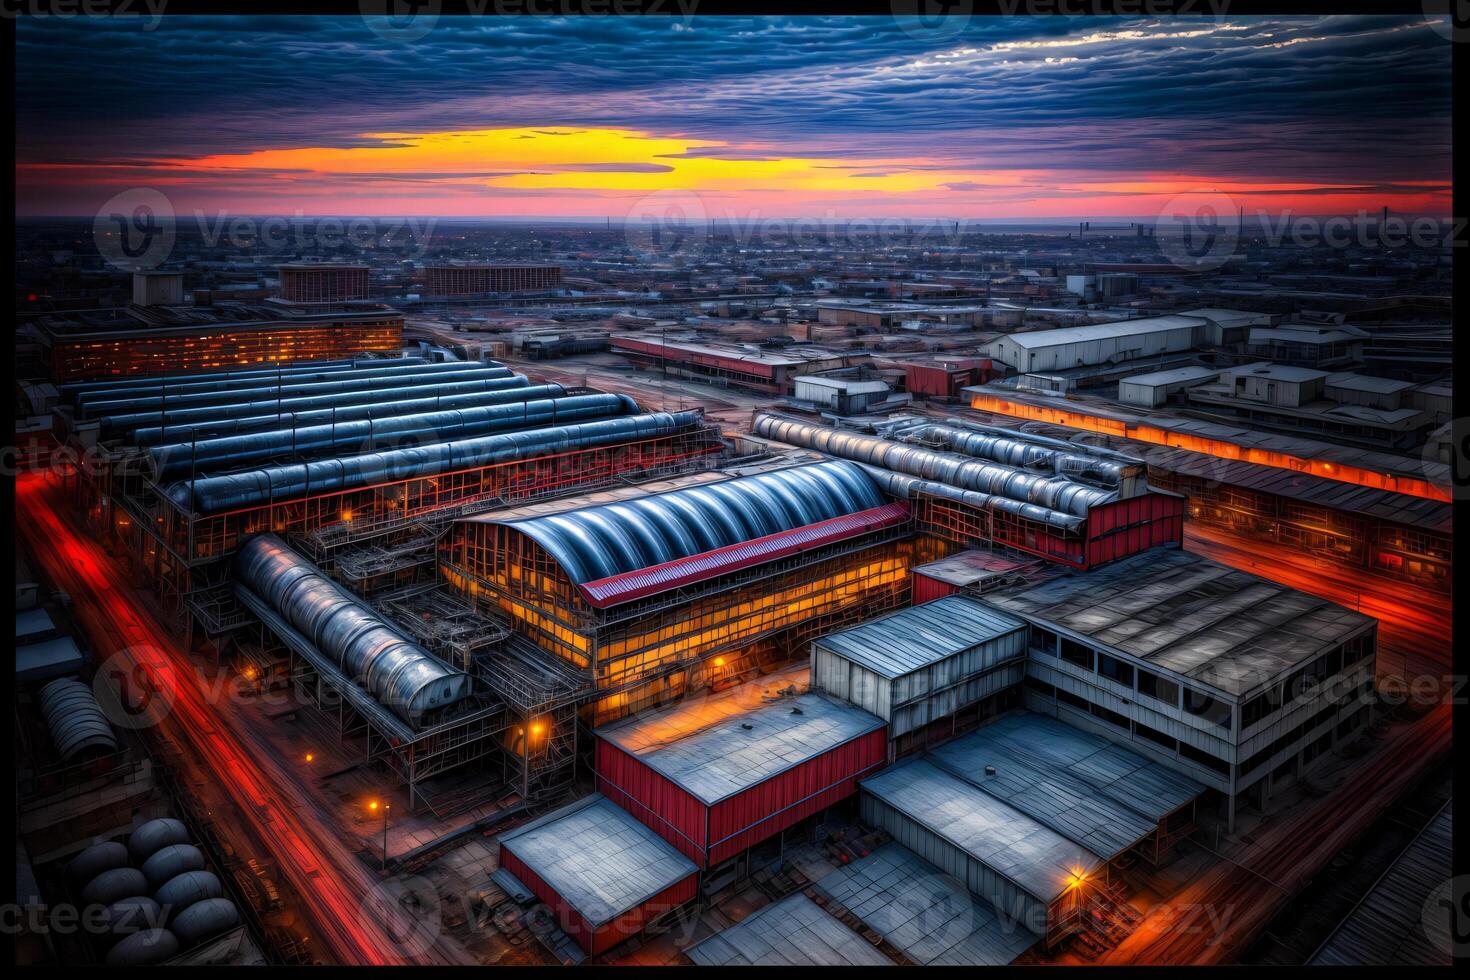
[812,841,1040,965]
[983,315,1210,374]
[860,758,1104,946]
[594,676,886,868]
[810,596,1028,755]
[984,548,1378,828]
[926,712,1205,866]
[496,794,698,957]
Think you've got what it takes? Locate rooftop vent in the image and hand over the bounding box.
[984,765,997,776]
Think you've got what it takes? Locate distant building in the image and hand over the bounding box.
[424,263,562,296]
[277,263,370,304]
[132,271,184,307]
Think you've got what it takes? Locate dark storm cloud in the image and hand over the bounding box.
[13,14,1451,189]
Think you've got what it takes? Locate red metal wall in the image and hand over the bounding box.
[595,740,707,865]
[499,842,698,957]
[596,727,888,868]
[706,726,887,865]
[1084,492,1186,568]
[911,571,960,605]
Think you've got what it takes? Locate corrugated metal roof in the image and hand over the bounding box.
[578,501,910,608]
[497,794,696,928]
[1142,444,1451,533]
[686,892,893,966]
[596,688,884,806]
[1000,315,1206,349]
[861,758,1104,905]
[494,459,888,585]
[1310,800,1452,966]
[983,549,1375,697]
[813,596,1027,679]
[928,712,1204,850]
[813,842,1039,965]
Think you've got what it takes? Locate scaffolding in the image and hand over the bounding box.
[375,583,511,672]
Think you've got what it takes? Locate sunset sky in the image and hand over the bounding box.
[14,14,1453,221]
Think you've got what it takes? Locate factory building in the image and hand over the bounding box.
[50,354,728,809]
[442,460,927,723]
[424,263,563,296]
[984,548,1378,828]
[594,677,887,867]
[810,596,1028,752]
[965,385,1452,590]
[609,334,867,394]
[34,301,405,383]
[753,414,1185,570]
[496,794,698,958]
[277,263,370,304]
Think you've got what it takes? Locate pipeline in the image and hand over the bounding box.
[148,393,638,480]
[97,374,531,439]
[170,410,705,515]
[131,382,569,447]
[67,357,445,408]
[752,413,1115,518]
[876,416,1140,490]
[234,534,470,724]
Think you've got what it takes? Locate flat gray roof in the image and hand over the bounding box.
[912,549,1036,587]
[16,636,85,684]
[497,794,696,927]
[1325,372,1417,395]
[813,595,1027,679]
[928,711,1204,841]
[595,685,883,805]
[686,892,893,966]
[862,758,1104,905]
[983,549,1376,697]
[813,842,1039,965]
[1119,366,1220,387]
[16,607,57,641]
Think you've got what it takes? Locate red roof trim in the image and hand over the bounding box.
[578,500,911,609]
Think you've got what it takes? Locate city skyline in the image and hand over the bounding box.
[15,13,1454,220]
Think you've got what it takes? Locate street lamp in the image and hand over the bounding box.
[369,800,391,870]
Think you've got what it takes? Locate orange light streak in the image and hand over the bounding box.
[968,393,1450,503]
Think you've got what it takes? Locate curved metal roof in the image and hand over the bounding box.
[498,459,886,584]
[38,677,118,762]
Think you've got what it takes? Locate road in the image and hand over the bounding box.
[1183,522,1453,687]
[16,470,458,966]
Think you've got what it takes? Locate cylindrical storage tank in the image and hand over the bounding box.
[170,898,241,947]
[38,678,118,762]
[106,928,180,965]
[83,867,149,907]
[103,896,163,939]
[69,840,129,883]
[129,818,190,863]
[154,870,224,918]
[141,844,205,888]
